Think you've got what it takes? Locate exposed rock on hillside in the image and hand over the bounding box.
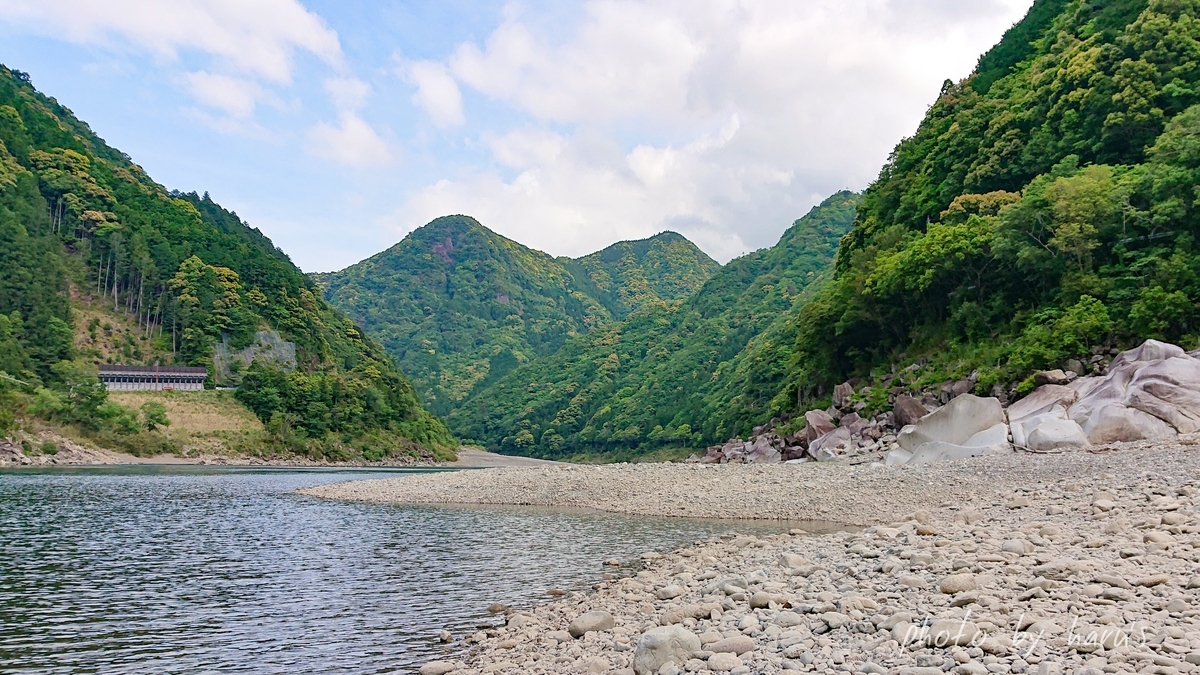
[701,340,1200,467]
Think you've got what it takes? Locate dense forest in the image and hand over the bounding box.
[0,65,452,459]
[781,0,1200,403]
[448,193,859,457]
[315,216,718,415]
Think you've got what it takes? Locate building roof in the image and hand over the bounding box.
[98,365,208,375]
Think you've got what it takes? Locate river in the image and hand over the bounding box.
[0,466,793,673]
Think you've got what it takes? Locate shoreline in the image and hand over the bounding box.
[298,437,1200,524]
[306,441,1200,675]
[0,442,562,470]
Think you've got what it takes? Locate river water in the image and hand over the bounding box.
[0,466,794,674]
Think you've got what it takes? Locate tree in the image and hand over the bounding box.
[141,401,169,431]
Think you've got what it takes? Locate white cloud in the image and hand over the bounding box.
[404,60,465,128]
[0,0,348,127]
[0,0,342,81]
[184,71,262,118]
[448,2,701,123]
[306,112,393,167]
[393,0,1032,261]
[390,119,774,261]
[324,77,371,112]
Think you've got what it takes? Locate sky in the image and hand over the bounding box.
[0,0,1034,272]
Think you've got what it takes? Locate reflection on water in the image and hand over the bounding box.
[0,466,799,673]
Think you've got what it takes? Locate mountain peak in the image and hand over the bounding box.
[317,216,720,415]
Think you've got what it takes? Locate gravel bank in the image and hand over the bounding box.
[309,440,1200,675]
[300,438,1199,525]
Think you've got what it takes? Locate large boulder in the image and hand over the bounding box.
[1007,384,1084,450]
[1034,369,1072,387]
[1067,340,1200,444]
[896,394,1010,464]
[1006,340,1200,449]
[1027,418,1091,452]
[804,409,835,443]
[568,610,615,638]
[893,395,930,427]
[832,382,855,409]
[632,625,701,675]
[743,435,782,463]
[839,412,868,435]
[808,426,852,461]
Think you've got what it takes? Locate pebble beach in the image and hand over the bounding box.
[303,438,1200,675]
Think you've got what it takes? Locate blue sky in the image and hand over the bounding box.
[0,0,1032,271]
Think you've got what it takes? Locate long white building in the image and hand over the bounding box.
[98,365,207,391]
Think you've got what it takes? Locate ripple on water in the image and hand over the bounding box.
[0,466,796,673]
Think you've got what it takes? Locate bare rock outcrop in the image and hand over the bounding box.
[889,394,1010,465]
[1011,340,1200,450]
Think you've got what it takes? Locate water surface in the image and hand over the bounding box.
[0,466,795,674]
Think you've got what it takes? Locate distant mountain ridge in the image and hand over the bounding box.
[448,191,860,458]
[315,216,719,415]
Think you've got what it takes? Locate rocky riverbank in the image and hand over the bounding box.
[308,442,1200,675]
[299,437,1195,524]
[0,433,543,469]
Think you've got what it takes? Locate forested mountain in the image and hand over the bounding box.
[566,232,721,319]
[0,65,452,459]
[316,216,718,415]
[780,0,1200,403]
[449,192,859,457]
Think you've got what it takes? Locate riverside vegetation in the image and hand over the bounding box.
[0,65,453,463]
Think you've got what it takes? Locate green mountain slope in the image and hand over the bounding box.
[316,216,718,415]
[449,192,859,458]
[0,65,452,459]
[565,232,722,319]
[785,0,1200,401]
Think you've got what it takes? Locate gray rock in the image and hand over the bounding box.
[897,395,1011,465]
[632,625,701,675]
[805,409,836,443]
[1007,385,1079,448]
[893,395,930,428]
[940,573,977,594]
[656,585,684,600]
[821,611,851,629]
[568,610,615,638]
[708,636,756,655]
[743,435,782,464]
[809,426,853,461]
[1067,340,1200,443]
[1034,370,1071,387]
[833,382,855,409]
[709,652,742,672]
[1027,417,1090,452]
[419,662,457,675]
[775,611,805,627]
[926,619,981,647]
